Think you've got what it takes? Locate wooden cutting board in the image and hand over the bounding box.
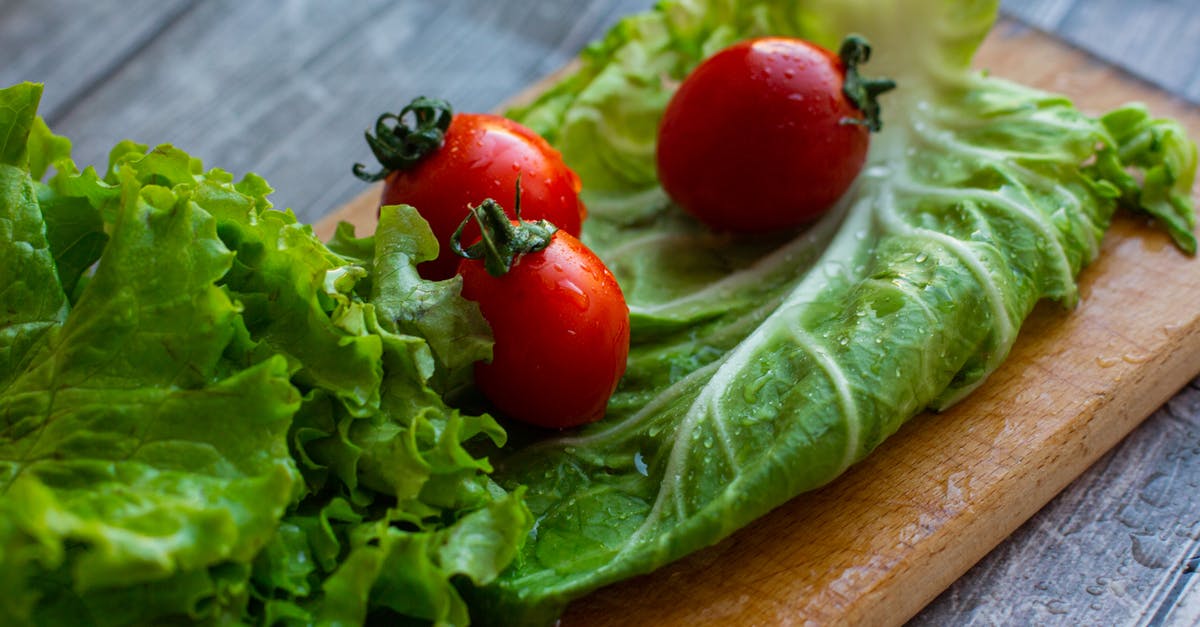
[316,20,1200,626]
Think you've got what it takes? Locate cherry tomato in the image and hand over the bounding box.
[656,36,894,233]
[453,200,629,429]
[356,98,585,280]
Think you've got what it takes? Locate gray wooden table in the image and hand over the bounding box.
[3,1,1198,624]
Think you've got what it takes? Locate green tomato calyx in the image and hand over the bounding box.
[450,180,558,277]
[353,96,454,182]
[840,34,896,132]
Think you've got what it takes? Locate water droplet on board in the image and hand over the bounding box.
[1122,352,1150,364]
[1130,533,1169,569]
[1045,599,1069,615]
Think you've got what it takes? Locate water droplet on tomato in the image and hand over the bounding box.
[557,279,589,310]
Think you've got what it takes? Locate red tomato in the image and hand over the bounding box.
[358,99,586,280]
[656,36,893,233]
[455,210,629,429]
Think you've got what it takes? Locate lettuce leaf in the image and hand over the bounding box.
[0,85,300,622]
[478,0,1198,621]
[0,84,527,625]
[244,207,524,626]
[0,84,70,390]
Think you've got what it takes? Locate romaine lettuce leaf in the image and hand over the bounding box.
[480,0,1197,621]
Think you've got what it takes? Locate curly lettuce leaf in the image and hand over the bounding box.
[246,208,524,626]
[0,84,69,389]
[481,0,1198,621]
[0,125,300,622]
[0,82,527,625]
[294,489,531,626]
[371,205,493,396]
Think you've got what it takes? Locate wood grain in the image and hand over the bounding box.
[0,0,196,122]
[914,380,1200,625]
[1004,0,1200,105]
[0,0,656,225]
[315,21,1200,626]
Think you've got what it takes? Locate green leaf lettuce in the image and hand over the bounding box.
[0,83,528,626]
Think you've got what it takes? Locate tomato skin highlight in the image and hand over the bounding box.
[381,113,585,280]
[457,229,630,429]
[656,37,870,232]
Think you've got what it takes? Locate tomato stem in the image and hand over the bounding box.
[839,35,896,133]
[353,96,454,182]
[450,180,558,277]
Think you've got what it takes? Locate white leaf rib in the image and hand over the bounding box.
[780,320,861,471]
[877,183,1016,362]
[897,181,1076,297]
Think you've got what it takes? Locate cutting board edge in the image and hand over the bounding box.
[870,294,1200,626]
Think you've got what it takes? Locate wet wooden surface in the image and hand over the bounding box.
[4,1,1199,624]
